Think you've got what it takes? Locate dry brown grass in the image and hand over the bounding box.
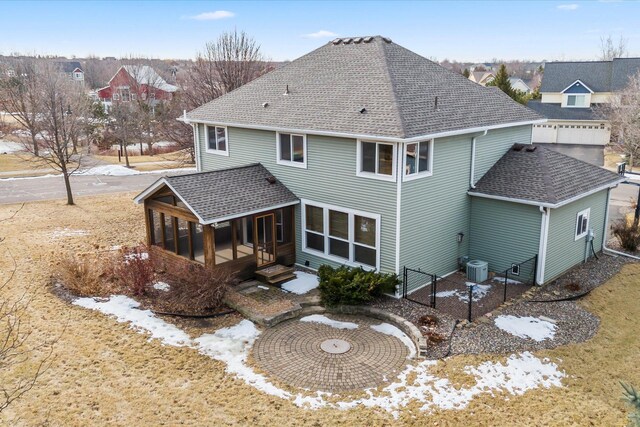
[0,153,56,177]
[0,193,638,426]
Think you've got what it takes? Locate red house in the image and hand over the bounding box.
[97,65,178,109]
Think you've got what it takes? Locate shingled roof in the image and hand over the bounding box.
[134,164,298,223]
[469,144,623,207]
[526,100,605,121]
[541,58,640,93]
[187,36,543,139]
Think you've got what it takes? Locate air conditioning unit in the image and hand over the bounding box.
[466,260,488,283]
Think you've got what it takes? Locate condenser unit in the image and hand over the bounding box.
[466,260,488,283]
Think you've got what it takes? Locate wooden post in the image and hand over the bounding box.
[204,225,215,267]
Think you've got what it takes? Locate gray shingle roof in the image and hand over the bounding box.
[140,164,298,223]
[469,144,622,206]
[540,58,640,93]
[526,100,605,121]
[55,61,82,73]
[187,36,543,139]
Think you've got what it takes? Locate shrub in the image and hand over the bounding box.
[55,254,113,297]
[613,218,640,252]
[112,245,155,297]
[317,265,399,307]
[161,261,234,313]
[621,382,640,426]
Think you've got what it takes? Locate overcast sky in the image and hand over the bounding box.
[1,1,639,62]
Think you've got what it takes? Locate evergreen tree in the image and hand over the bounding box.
[487,64,513,95]
[462,68,470,78]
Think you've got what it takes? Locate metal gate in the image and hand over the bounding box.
[401,267,435,307]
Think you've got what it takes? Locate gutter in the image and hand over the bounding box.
[469,129,488,189]
[602,187,640,260]
[178,117,547,145]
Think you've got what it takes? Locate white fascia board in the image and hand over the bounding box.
[203,201,300,225]
[182,118,547,144]
[133,177,168,204]
[468,179,623,209]
[560,79,595,94]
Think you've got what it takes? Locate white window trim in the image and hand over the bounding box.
[575,208,590,240]
[205,125,229,156]
[356,140,397,182]
[565,94,588,108]
[300,198,381,271]
[275,132,307,169]
[402,139,434,182]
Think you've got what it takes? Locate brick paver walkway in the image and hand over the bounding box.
[252,314,410,392]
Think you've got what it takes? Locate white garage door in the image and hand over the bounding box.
[557,124,609,145]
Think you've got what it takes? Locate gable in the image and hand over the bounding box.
[562,80,593,94]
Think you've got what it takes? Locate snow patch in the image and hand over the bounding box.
[494,315,557,342]
[435,283,492,302]
[0,140,24,153]
[370,323,416,358]
[73,295,191,346]
[50,228,89,239]
[153,282,170,292]
[493,277,523,285]
[300,314,358,330]
[78,165,141,176]
[124,252,149,263]
[281,272,319,295]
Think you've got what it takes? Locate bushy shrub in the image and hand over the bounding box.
[161,261,234,313]
[56,254,113,297]
[613,218,640,252]
[317,265,399,307]
[112,245,155,297]
[621,382,640,426]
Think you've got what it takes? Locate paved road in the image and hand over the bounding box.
[0,171,188,205]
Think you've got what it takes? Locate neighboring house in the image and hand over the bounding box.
[97,65,178,111]
[55,61,84,84]
[134,36,622,294]
[469,71,495,86]
[527,58,640,165]
[508,77,531,94]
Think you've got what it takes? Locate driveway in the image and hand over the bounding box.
[0,170,191,205]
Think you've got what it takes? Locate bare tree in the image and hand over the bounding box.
[599,35,628,61]
[0,206,56,414]
[0,58,42,155]
[153,93,195,164]
[181,29,268,109]
[108,102,139,168]
[606,71,640,172]
[27,62,90,205]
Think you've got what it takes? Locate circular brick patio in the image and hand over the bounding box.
[252,314,410,392]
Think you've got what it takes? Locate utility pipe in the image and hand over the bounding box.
[469,129,488,189]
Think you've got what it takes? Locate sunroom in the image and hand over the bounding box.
[133,164,299,280]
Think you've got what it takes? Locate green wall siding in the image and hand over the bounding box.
[197,124,398,272]
[473,125,533,183]
[399,126,532,276]
[469,198,541,273]
[544,190,608,282]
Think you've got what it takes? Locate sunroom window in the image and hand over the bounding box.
[206,126,228,155]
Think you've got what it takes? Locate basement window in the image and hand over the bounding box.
[575,208,590,240]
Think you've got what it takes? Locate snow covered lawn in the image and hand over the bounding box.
[494,315,557,342]
[281,271,319,294]
[73,294,566,417]
[0,140,24,153]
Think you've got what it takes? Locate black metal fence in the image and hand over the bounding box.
[401,255,537,322]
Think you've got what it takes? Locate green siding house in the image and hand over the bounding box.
[135,36,623,291]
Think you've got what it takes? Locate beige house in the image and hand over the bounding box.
[468,71,494,86]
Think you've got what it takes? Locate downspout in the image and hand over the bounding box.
[602,187,640,260]
[469,130,488,189]
[536,206,550,285]
[194,122,202,172]
[394,142,403,297]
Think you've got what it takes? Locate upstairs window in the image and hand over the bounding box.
[357,141,396,180]
[277,132,306,168]
[575,208,590,240]
[119,87,131,102]
[566,94,586,107]
[404,140,433,180]
[206,125,228,156]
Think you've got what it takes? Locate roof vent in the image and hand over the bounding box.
[525,145,537,152]
[353,37,363,44]
[512,144,526,151]
[283,84,289,96]
[381,37,392,43]
[434,96,439,110]
[266,176,277,184]
[262,102,269,108]
[343,38,353,44]
[359,107,367,114]
[363,36,374,43]
[332,38,342,45]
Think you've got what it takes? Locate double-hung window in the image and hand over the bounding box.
[277,133,306,167]
[404,140,433,180]
[575,208,590,240]
[206,125,228,156]
[357,141,395,180]
[302,200,380,269]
